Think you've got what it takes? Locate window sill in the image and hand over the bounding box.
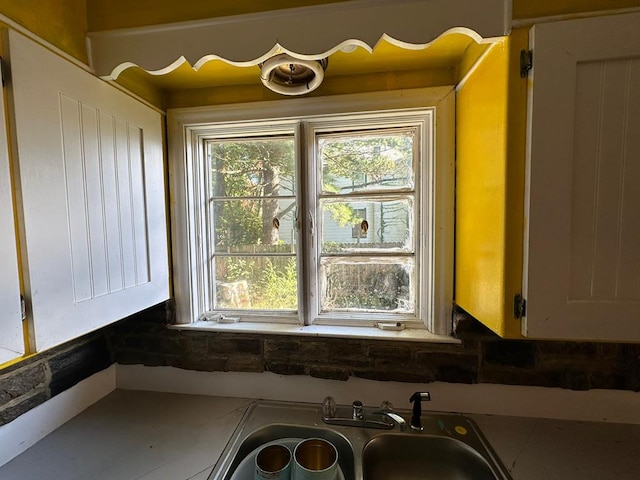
[168,321,460,343]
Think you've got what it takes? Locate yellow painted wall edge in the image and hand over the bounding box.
[455,29,528,338]
[0,0,87,64]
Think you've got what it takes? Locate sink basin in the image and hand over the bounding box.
[363,434,499,480]
[219,424,355,480]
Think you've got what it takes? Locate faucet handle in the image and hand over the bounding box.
[352,400,364,419]
[409,391,431,431]
[322,396,337,419]
[379,400,394,412]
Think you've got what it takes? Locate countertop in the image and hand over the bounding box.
[1,389,639,480]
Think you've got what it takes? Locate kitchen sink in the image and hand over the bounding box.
[362,434,499,480]
[208,400,511,480]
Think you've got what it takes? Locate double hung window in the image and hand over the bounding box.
[170,89,454,335]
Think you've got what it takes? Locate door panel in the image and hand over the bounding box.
[5,29,169,351]
[524,12,640,340]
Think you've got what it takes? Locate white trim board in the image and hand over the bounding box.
[0,365,116,467]
[116,365,640,425]
[87,0,509,78]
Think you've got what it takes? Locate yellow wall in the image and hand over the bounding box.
[455,29,528,338]
[0,0,87,63]
[513,0,640,19]
[86,0,350,31]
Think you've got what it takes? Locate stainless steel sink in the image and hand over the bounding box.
[363,434,499,480]
[208,400,511,480]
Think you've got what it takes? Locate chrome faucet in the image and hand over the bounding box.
[374,410,407,432]
[322,397,405,431]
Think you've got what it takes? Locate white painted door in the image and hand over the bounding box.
[0,60,24,363]
[5,30,169,351]
[524,12,640,341]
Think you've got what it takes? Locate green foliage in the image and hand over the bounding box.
[320,133,413,193]
[210,138,295,248]
[252,258,298,310]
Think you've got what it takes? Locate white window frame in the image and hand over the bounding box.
[168,87,454,336]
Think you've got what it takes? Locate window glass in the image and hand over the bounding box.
[208,137,297,311]
[316,127,417,317]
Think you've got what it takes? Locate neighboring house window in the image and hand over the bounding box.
[351,208,367,239]
[169,89,454,334]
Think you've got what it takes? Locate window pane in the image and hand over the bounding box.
[214,256,297,310]
[320,199,413,254]
[209,137,295,198]
[320,258,414,313]
[319,131,414,194]
[213,199,297,253]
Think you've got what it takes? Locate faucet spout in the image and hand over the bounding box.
[377,411,406,432]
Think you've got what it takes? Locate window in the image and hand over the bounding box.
[169,89,454,335]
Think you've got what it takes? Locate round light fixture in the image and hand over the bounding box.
[260,54,328,96]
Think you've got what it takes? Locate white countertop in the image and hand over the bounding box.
[1,389,639,480]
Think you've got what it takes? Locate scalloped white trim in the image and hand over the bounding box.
[87,0,510,79]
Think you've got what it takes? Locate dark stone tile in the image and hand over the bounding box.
[173,355,227,372]
[226,355,264,373]
[479,367,562,388]
[0,363,47,406]
[367,345,415,360]
[266,362,306,376]
[437,364,476,384]
[484,340,536,368]
[48,337,112,397]
[115,350,177,367]
[208,337,262,355]
[560,370,592,391]
[0,390,49,426]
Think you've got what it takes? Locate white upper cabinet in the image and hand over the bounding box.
[524,12,640,341]
[0,60,24,363]
[4,30,169,351]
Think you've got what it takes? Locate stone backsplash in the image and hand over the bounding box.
[108,301,640,392]
[2,300,639,425]
[0,333,111,426]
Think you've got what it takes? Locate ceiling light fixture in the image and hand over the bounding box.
[260,54,328,96]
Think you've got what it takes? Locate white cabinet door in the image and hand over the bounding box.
[0,60,24,363]
[524,12,640,341]
[5,30,169,351]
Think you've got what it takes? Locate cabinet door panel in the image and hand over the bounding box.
[6,29,169,351]
[525,13,640,341]
[0,59,24,363]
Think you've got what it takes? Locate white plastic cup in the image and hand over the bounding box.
[292,438,338,480]
[255,443,292,480]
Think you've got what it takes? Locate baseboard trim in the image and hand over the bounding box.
[0,365,116,466]
[116,364,640,425]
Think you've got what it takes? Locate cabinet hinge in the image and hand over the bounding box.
[520,49,533,78]
[514,294,526,319]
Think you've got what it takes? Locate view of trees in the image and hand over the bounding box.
[208,129,415,313]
